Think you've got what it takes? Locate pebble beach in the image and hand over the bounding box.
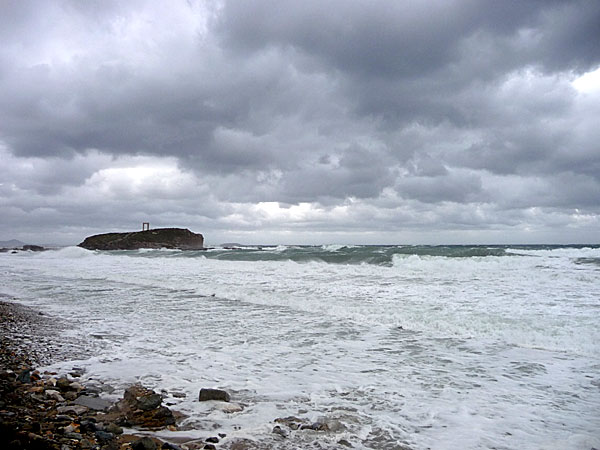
[0,299,351,450]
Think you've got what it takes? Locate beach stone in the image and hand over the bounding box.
[45,389,65,402]
[80,420,98,433]
[64,431,83,439]
[16,369,31,383]
[204,445,216,450]
[137,393,162,410]
[205,436,219,443]
[56,377,71,391]
[64,423,80,433]
[70,367,84,376]
[55,414,74,421]
[161,443,182,450]
[70,381,84,391]
[338,439,353,447]
[199,388,230,402]
[132,437,157,450]
[113,385,176,428]
[105,423,123,435]
[64,391,78,401]
[228,439,258,450]
[80,439,94,449]
[73,395,113,411]
[300,421,329,431]
[57,405,89,415]
[124,384,161,409]
[95,430,114,443]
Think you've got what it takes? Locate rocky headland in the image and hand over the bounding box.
[77,228,204,251]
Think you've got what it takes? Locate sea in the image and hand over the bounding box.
[1,244,599,450]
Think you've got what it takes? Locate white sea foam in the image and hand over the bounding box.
[1,247,599,449]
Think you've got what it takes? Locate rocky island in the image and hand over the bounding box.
[78,228,204,250]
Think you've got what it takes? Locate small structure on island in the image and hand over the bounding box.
[142,222,150,231]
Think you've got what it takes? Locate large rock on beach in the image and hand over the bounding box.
[110,384,176,429]
[199,388,231,402]
[78,228,204,250]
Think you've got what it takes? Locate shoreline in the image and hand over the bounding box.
[0,300,245,450]
[0,299,359,450]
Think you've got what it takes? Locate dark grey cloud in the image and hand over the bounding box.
[0,0,599,244]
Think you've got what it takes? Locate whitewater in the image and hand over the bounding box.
[1,245,599,449]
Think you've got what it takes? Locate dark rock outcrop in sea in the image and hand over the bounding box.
[77,228,204,250]
[0,244,46,253]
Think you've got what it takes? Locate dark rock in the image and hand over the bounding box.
[56,377,71,391]
[137,393,162,410]
[79,420,97,433]
[218,433,226,438]
[95,430,114,443]
[105,423,123,435]
[22,245,45,252]
[338,439,353,447]
[78,228,205,251]
[161,443,182,450]
[64,391,78,401]
[300,422,329,431]
[132,437,157,450]
[16,369,31,383]
[206,436,219,443]
[113,385,176,428]
[70,368,84,377]
[198,388,230,402]
[123,384,161,409]
[151,406,176,425]
[204,445,216,450]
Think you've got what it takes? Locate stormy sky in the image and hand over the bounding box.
[1,0,599,245]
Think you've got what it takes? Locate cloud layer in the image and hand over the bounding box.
[1,0,599,244]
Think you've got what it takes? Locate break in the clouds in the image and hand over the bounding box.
[1,0,599,245]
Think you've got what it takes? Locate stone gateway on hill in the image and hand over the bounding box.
[77,228,204,250]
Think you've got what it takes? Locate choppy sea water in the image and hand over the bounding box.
[1,245,599,449]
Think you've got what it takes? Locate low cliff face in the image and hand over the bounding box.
[78,228,204,250]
